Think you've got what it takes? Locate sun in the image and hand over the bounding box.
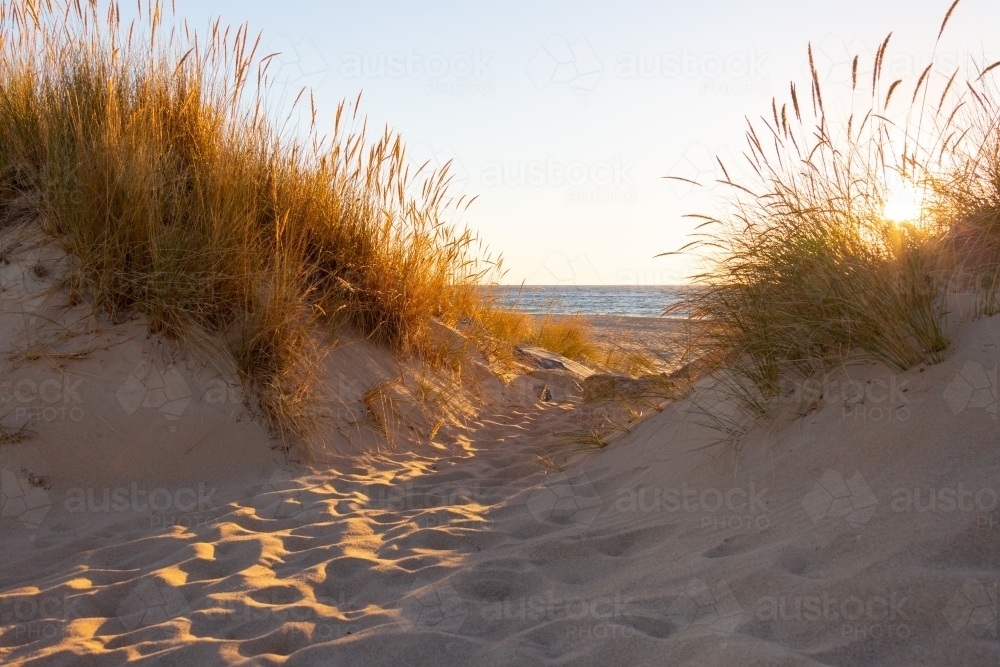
[882,174,926,224]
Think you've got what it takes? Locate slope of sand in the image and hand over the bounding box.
[1,227,998,666]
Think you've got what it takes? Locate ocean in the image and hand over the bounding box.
[483,285,688,318]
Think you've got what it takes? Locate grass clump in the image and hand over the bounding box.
[928,86,1000,316]
[462,304,533,365]
[0,0,492,444]
[665,1,1000,420]
[599,347,659,377]
[463,297,601,367]
[531,314,598,362]
[467,304,668,378]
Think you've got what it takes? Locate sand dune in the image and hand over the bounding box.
[1,229,998,666]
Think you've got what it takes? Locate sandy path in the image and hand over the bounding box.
[0,398,636,665]
[3,319,998,666]
[1,229,997,666]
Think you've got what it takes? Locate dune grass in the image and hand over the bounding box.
[0,0,496,444]
[464,304,598,365]
[531,314,599,362]
[465,303,670,379]
[665,0,1000,420]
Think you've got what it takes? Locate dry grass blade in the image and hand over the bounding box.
[938,0,963,42]
[977,60,1000,82]
[662,21,1000,435]
[0,416,32,444]
[0,0,505,446]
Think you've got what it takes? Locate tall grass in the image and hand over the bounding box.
[531,314,598,362]
[0,1,494,443]
[665,0,1000,419]
[464,301,598,367]
[466,302,658,376]
[929,72,1000,316]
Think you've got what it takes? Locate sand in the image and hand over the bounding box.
[1,228,998,666]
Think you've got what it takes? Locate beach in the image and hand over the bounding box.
[1,227,997,666]
[2,1,999,664]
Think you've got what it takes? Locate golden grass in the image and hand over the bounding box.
[0,0,497,445]
[665,1,1000,420]
[461,300,614,368]
[531,314,598,362]
[464,305,671,380]
[599,347,659,377]
[460,303,533,366]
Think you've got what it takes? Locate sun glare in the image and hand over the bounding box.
[882,175,925,224]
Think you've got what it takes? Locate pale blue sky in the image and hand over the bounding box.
[163,0,1000,284]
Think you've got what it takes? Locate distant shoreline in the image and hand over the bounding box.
[482,285,688,318]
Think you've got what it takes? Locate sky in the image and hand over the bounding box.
[156,0,1000,285]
